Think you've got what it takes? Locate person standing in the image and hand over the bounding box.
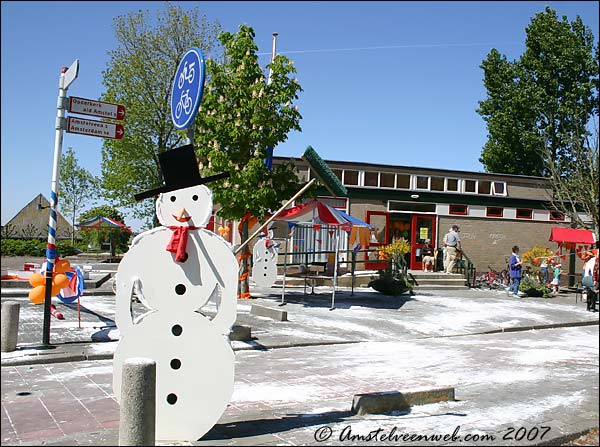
[506,245,523,297]
[421,239,435,272]
[551,262,562,295]
[442,227,452,271]
[540,255,549,284]
[444,225,462,274]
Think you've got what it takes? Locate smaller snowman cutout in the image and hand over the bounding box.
[251,228,280,288]
[113,145,236,441]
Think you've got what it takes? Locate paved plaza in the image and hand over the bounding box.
[1,265,599,446]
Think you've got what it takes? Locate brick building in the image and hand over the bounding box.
[267,155,591,280]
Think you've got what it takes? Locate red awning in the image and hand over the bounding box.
[549,227,595,244]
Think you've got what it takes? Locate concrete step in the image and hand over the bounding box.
[413,284,470,290]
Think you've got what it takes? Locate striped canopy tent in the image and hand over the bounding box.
[77,216,131,232]
[77,216,131,259]
[275,199,350,226]
[274,199,372,309]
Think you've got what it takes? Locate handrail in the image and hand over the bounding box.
[459,249,476,287]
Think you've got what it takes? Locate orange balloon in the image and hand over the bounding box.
[29,272,45,287]
[54,273,69,289]
[28,286,45,305]
[55,259,71,273]
[51,284,63,296]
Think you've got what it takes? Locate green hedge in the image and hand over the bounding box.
[0,239,85,257]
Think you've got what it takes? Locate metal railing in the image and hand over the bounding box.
[457,250,476,287]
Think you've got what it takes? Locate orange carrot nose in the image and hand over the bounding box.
[176,208,189,219]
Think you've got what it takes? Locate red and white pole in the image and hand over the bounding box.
[42,60,78,346]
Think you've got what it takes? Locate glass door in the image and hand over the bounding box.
[411,215,436,270]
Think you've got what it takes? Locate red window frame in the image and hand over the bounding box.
[516,208,533,219]
[486,207,504,217]
[549,211,565,221]
[449,204,468,215]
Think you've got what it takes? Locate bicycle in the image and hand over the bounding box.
[474,265,509,290]
[175,89,193,119]
[177,60,195,89]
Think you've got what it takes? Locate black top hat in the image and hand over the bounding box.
[134,144,229,201]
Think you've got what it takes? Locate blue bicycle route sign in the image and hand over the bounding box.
[170,47,205,130]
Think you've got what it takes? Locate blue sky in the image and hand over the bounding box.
[1,1,598,232]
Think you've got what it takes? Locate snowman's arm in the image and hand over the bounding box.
[197,232,238,335]
[115,276,139,335]
[209,261,238,335]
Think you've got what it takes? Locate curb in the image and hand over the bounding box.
[2,321,597,368]
[1,288,115,298]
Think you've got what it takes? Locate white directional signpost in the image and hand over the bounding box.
[66,116,124,140]
[43,60,79,346]
[42,60,126,346]
[170,47,205,144]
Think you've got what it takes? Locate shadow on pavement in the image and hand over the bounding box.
[201,410,354,440]
[261,291,416,311]
[201,409,468,441]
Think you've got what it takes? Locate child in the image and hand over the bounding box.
[551,263,562,294]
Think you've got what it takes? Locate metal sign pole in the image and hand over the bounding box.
[43,60,78,345]
[331,228,340,310]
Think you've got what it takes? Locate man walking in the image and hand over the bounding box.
[445,224,462,274]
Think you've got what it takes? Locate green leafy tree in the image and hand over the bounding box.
[195,25,303,297]
[477,6,598,176]
[100,4,221,227]
[59,147,98,243]
[79,205,130,255]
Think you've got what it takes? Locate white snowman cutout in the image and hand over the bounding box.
[113,145,237,441]
[251,229,280,288]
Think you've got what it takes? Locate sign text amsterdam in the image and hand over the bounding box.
[66,116,124,140]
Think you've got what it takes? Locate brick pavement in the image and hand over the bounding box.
[1,282,599,445]
[1,325,598,446]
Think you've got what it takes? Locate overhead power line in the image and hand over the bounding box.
[258,41,520,56]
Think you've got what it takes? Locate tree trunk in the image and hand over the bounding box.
[237,213,251,299]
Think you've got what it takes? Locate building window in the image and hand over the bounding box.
[431,176,444,191]
[486,207,504,217]
[416,175,430,190]
[449,204,468,215]
[380,172,395,188]
[516,208,533,219]
[389,201,436,213]
[464,180,477,193]
[550,211,565,221]
[318,197,348,210]
[364,171,379,187]
[479,181,491,195]
[343,170,359,186]
[446,178,459,192]
[332,169,342,183]
[396,174,410,189]
[492,181,506,196]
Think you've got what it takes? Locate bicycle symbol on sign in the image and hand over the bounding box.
[175,61,196,119]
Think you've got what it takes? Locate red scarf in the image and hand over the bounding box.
[167,226,199,262]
